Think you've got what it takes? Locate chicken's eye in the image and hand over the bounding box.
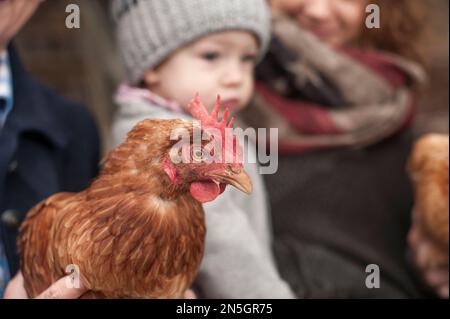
[192,148,205,162]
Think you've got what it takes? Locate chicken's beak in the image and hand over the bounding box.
[209,170,252,194]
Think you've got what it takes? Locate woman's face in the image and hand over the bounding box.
[270,0,368,47]
[0,0,41,50]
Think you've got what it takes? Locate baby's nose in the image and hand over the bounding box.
[221,62,245,87]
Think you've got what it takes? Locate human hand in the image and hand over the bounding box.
[4,271,87,299]
[5,271,197,299]
[408,213,449,299]
[184,289,196,299]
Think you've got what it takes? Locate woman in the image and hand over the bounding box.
[239,0,442,298]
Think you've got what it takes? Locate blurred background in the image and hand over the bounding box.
[14,0,449,153]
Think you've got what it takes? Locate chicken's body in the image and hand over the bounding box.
[19,97,252,298]
[408,133,449,267]
[20,119,205,298]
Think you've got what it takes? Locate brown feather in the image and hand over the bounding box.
[408,134,449,266]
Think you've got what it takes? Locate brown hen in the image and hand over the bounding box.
[18,95,252,298]
[408,133,449,267]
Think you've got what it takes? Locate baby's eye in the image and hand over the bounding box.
[242,53,257,63]
[201,52,220,61]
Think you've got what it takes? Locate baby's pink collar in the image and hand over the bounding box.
[115,82,184,113]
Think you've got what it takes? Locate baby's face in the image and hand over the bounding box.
[144,31,259,114]
[270,0,367,47]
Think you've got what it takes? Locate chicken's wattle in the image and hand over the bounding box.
[190,180,226,203]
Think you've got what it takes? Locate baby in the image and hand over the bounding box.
[110,0,294,298]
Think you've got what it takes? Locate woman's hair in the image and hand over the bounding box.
[359,0,429,66]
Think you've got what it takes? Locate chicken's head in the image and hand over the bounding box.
[163,94,252,203]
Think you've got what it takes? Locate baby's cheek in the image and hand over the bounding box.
[186,77,217,102]
[242,77,255,105]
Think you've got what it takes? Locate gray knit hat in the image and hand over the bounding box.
[111,0,271,84]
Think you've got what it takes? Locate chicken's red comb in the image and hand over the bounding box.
[188,93,235,130]
[188,93,242,164]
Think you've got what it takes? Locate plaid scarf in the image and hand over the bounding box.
[239,16,426,154]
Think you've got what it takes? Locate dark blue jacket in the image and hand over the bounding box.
[0,46,100,277]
